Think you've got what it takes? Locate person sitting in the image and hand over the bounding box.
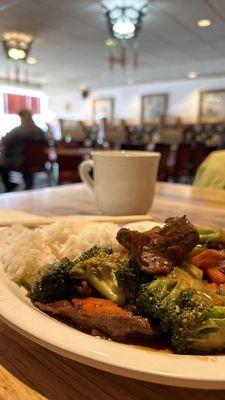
[193,150,225,189]
[0,109,45,192]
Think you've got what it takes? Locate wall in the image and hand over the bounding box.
[48,76,225,124]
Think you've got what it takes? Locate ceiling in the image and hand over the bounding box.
[1,0,225,94]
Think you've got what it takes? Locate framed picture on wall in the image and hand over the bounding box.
[93,98,114,122]
[199,90,225,123]
[141,93,168,124]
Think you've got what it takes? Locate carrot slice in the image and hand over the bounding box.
[207,267,225,284]
[203,281,218,292]
[203,280,225,292]
[189,249,225,271]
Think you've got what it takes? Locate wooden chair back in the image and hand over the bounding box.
[174,143,192,178]
[57,154,83,183]
[120,143,146,151]
[191,143,207,175]
[154,143,171,181]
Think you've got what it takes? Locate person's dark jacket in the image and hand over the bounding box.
[0,125,45,169]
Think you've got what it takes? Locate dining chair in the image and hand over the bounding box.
[205,145,218,156]
[172,143,192,181]
[120,142,146,151]
[14,140,50,189]
[190,143,207,176]
[57,154,83,184]
[154,143,171,181]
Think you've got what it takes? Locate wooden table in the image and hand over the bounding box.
[0,182,225,400]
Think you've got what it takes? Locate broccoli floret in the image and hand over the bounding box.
[137,264,225,354]
[28,258,73,303]
[171,289,225,353]
[70,249,127,305]
[75,245,112,262]
[116,259,152,304]
[28,246,111,303]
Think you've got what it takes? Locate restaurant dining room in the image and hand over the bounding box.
[1,0,225,399]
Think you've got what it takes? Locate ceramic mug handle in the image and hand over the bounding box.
[79,159,94,191]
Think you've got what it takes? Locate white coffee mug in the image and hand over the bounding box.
[79,151,160,215]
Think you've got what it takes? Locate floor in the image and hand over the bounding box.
[0,170,58,194]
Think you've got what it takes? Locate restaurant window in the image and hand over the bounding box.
[0,92,44,139]
[3,93,41,114]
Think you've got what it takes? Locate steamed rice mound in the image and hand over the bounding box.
[0,220,123,284]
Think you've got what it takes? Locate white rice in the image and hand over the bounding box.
[0,220,123,284]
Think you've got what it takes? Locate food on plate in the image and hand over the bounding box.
[1,215,225,354]
[116,259,152,304]
[189,249,225,284]
[116,216,199,275]
[69,247,127,305]
[0,220,122,284]
[196,225,223,243]
[136,264,225,354]
[189,249,225,270]
[29,246,127,305]
[28,257,75,303]
[35,297,156,340]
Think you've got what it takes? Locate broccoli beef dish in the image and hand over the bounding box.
[23,216,225,354]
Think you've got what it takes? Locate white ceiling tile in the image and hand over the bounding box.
[0,0,225,91]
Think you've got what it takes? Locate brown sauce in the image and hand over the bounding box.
[48,313,173,353]
[125,335,173,353]
[45,313,225,357]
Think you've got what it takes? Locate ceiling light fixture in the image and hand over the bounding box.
[101,0,148,40]
[101,1,149,70]
[188,71,198,79]
[113,17,135,39]
[2,31,33,61]
[27,56,37,65]
[8,48,26,61]
[197,19,212,28]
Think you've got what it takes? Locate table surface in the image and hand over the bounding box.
[0,182,225,400]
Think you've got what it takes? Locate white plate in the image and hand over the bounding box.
[1,221,225,390]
